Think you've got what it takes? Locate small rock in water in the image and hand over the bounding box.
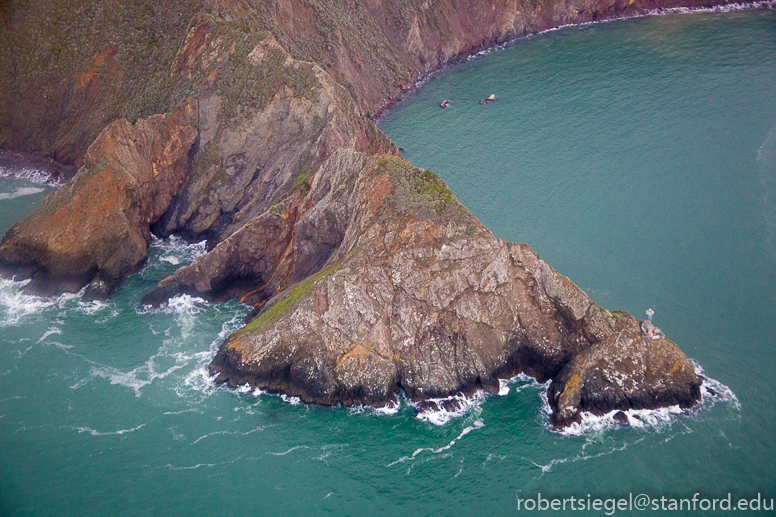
[442,399,459,412]
[706,388,718,397]
[613,411,629,425]
[416,400,440,413]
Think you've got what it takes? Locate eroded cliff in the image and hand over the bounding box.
[0,0,727,425]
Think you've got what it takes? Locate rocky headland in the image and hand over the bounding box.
[0,0,734,425]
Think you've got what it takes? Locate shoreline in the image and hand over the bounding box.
[374,0,773,122]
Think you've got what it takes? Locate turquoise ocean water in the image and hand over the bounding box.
[1,10,775,515]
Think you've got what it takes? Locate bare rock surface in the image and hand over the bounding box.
[208,156,702,424]
[0,103,197,298]
[0,0,714,425]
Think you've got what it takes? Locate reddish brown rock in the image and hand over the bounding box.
[0,103,197,299]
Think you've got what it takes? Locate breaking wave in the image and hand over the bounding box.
[546,360,739,437]
[0,165,62,186]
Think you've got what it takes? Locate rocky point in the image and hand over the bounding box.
[0,0,726,426]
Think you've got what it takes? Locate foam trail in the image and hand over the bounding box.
[37,327,62,343]
[387,419,485,467]
[268,445,310,456]
[191,425,268,445]
[0,186,45,200]
[529,435,648,474]
[73,423,147,436]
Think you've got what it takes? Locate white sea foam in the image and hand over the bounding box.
[498,372,546,396]
[37,326,62,343]
[0,278,62,327]
[413,392,488,426]
[163,408,200,416]
[137,294,210,345]
[693,360,740,411]
[89,335,197,397]
[528,434,648,474]
[0,186,45,200]
[73,423,146,436]
[0,165,62,186]
[149,235,207,264]
[347,398,401,416]
[387,419,485,467]
[180,312,247,397]
[368,400,401,416]
[190,425,268,445]
[164,294,209,315]
[411,373,547,426]
[268,445,310,456]
[545,360,739,437]
[280,394,302,405]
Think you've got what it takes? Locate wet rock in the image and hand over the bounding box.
[613,411,629,425]
[0,104,197,298]
[549,311,701,427]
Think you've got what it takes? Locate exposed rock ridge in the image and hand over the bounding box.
[207,156,702,426]
[0,0,717,425]
[0,103,198,298]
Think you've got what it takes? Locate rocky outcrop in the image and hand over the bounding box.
[0,103,197,298]
[549,311,701,426]
[0,0,717,424]
[151,18,393,244]
[207,156,702,424]
[0,15,392,299]
[142,147,370,309]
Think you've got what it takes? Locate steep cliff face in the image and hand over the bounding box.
[1,0,734,166]
[1,14,392,299]
[0,104,197,298]
[0,0,725,425]
[207,156,701,424]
